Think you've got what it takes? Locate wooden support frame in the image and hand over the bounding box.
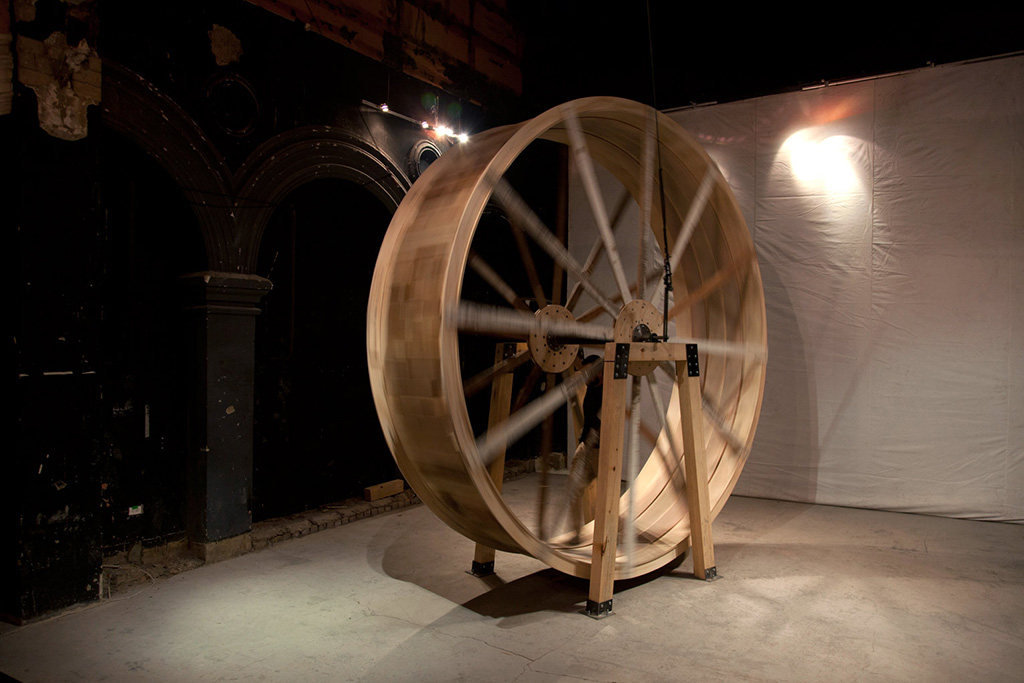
[678,345,717,580]
[584,342,717,618]
[470,343,520,577]
[584,346,629,617]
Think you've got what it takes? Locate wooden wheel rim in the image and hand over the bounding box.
[367,97,767,579]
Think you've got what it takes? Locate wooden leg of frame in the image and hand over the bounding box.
[584,346,628,618]
[470,343,517,577]
[678,360,717,581]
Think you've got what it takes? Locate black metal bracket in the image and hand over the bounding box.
[702,566,719,581]
[502,343,517,360]
[686,343,700,377]
[581,598,614,619]
[468,560,495,577]
[613,343,630,379]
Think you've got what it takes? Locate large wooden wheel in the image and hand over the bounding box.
[367,97,766,580]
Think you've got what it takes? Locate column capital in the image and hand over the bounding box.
[180,271,272,313]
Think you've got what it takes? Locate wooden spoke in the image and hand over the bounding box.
[552,149,569,306]
[623,375,643,573]
[702,393,746,453]
[467,251,533,313]
[477,361,601,466]
[574,270,659,324]
[666,248,756,319]
[563,366,586,443]
[535,373,558,540]
[454,301,613,343]
[645,370,681,460]
[565,189,632,313]
[462,347,532,399]
[452,302,532,340]
[510,221,548,309]
[651,360,745,457]
[630,414,663,447]
[643,168,717,317]
[669,168,717,273]
[564,108,633,304]
[623,403,668,452]
[512,364,543,413]
[493,179,619,318]
[575,301,609,324]
[643,373,689,499]
[665,336,767,362]
[565,243,607,317]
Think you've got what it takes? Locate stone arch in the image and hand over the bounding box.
[233,126,411,273]
[102,61,411,273]
[100,61,235,269]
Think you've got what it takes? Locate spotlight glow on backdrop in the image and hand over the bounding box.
[782,129,862,193]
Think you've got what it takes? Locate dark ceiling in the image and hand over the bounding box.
[519,5,1024,113]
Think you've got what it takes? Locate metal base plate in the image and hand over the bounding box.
[581,599,614,619]
[699,566,720,582]
[468,560,495,577]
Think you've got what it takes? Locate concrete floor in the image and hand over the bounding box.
[1,474,1023,682]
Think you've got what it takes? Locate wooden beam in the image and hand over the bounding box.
[471,343,518,576]
[677,357,716,580]
[364,479,404,501]
[584,345,628,617]
[668,248,755,319]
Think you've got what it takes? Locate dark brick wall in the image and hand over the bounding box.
[5,0,500,622]
[8,113,105,622]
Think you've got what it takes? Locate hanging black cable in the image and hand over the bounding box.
[645,0,673,341]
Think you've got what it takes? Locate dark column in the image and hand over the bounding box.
[180,272,272,562]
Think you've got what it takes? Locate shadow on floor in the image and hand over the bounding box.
[459,553,690,619]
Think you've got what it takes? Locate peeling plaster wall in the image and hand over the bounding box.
[11,0,101,141]
[209,23,243,66]
[12,0,36,23]
[1,3,11,115]
[1,40,11,116]
[16,31,100,140]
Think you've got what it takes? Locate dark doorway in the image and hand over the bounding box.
[97,129,207,552]
[254,179,398,520]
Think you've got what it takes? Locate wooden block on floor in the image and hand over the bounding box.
[364,479,405,501]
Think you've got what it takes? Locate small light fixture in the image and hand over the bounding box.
[361,99,467,140]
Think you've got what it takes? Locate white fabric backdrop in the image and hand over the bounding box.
[661,55,1024,522]
[566,55,1023,522]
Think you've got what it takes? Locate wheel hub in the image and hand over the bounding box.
[529,304,579,373]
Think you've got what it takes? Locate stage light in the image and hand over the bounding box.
[361,99,468,143]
